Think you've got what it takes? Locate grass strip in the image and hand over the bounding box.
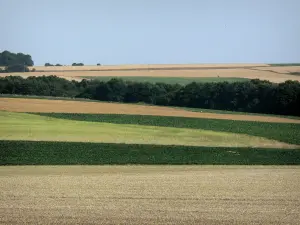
[1,141,300,165]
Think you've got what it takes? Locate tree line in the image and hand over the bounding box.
[0,75,299,116]
[44,63,101,66]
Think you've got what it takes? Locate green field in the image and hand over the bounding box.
[33,113,300,145]
[1,110,300,165]
[1,111,293,148]
[1,141,300,165]
[81,76,249,84]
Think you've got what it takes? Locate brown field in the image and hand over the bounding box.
[1,166,299,225]
[1,64,300,83]
[1,97,300,124]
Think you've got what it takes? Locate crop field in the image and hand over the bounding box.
[1,141,300,165]
[30,113,300,145]
[1,98,300,124]
[1,96,300,224]
[1,97,300,165]
[5,111,295,148]
[1,63,300,83]
[1,166,300,225]
[2,94,300,120]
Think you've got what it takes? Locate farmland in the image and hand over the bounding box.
[1,141,300,165]
[1,63,300,83]
[4,111,294,148]
[1,166,300,225]
[1,98,300,166]
[1,63,300,224]
[1,97,300,225]
[1,98,300,124]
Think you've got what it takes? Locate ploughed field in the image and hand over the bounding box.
[1,63,300,83]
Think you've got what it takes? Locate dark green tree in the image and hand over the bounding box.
[0,51,33,66]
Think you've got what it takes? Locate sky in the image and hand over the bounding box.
[0,0,299,65]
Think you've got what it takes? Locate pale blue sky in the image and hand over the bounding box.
[1,0,299,65]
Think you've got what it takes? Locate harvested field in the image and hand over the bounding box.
[1,64,300,83]
[1,97,300,124]
[1,166,300,225]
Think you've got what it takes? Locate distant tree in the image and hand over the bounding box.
[72,63,84,66]
[45,63,62,67]
[0,51,34,66]
[97,63,101,66]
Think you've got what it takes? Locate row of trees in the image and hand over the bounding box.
[0,75,299,116]
[45,63,84,66]
[45,63,102,66]
[45,63,62,67]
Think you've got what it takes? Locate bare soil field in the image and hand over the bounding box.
[0,166,299,225]
[1,97,300,124]
[1,64,300,83]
